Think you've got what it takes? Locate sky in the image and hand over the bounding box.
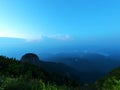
[0,0,120,58]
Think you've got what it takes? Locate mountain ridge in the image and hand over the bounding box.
[20,53,81,82]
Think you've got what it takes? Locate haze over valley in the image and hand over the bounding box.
[0,0,120,89]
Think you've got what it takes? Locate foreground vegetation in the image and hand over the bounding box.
[0,56,80,90]
[0,76,80,90]
[94,67,120,90]
[1,55,120,90]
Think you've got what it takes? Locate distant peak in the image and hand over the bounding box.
[21,53,40,65]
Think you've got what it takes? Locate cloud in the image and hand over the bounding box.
[0,32,72,42]
[46,34,72,41]
[25,38,42,42]
[25,36,43,42]
[25,34,72,42]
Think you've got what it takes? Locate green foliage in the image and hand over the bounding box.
[95,67,120,90]
[0,76,80,90]
[108,67,120,80]
[95,77,120,90]
[0,55,81,90]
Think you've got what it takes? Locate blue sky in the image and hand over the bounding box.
[0,0,120,48]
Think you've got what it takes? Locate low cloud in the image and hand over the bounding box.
[25,37,42,42]
[25,35,43,42]
[24,34,72,42]
[46,34,72,41]
[25,38,42,42]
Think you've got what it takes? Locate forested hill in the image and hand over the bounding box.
[1,55,120,90]
[0,55,80,90]
[20,53,81,81]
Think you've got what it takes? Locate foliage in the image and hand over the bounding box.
[0,55,80,90]
[0,76,80,90]
[95,67,120,90]
[2,55,120,90]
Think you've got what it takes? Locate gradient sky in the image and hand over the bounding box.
[0,0,120,56]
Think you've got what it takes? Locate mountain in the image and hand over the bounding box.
[21,53,40,65]
[20,53,81,82]
[46,52,120,83]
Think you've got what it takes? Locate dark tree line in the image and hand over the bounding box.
[0,55,79,86]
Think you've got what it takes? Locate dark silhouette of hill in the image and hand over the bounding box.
[21,53,40,65]
[20,53,81,82]
[46,52,120,83]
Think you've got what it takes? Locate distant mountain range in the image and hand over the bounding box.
[45,52,120,82]
[20,52,120,83]
[1,37,120,59]
[1,37,120,83]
